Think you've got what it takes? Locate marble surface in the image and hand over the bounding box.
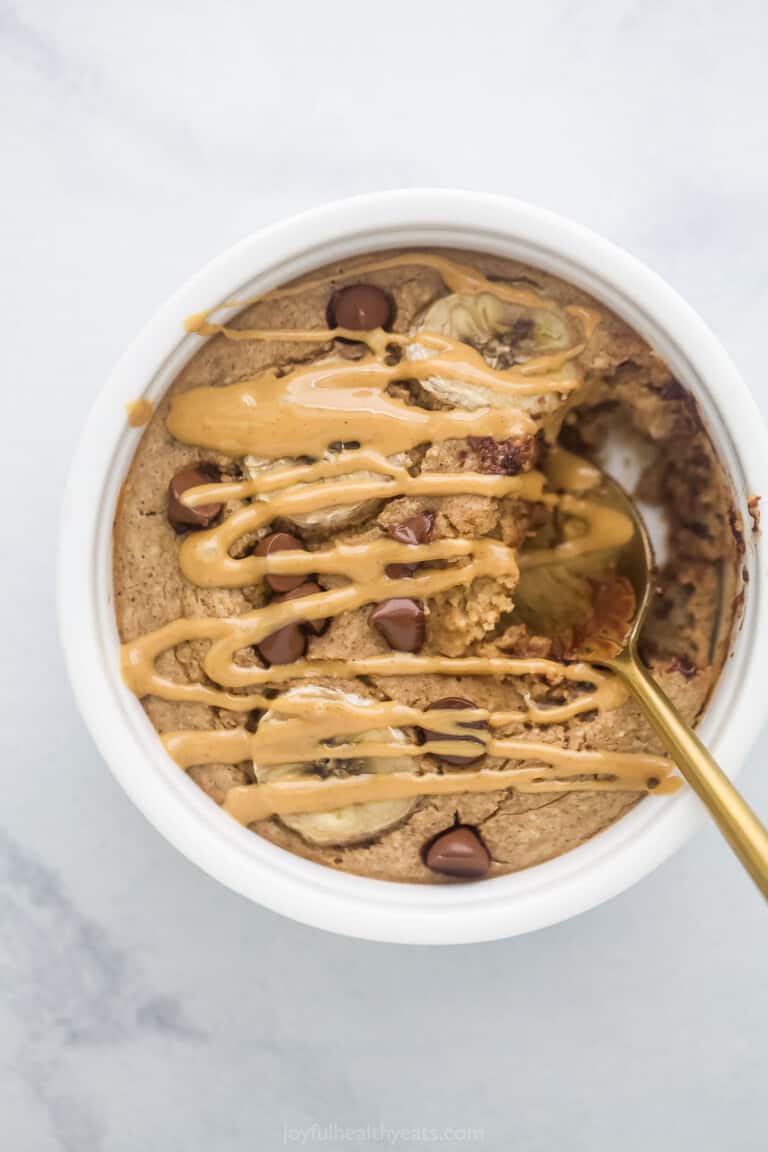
[3,1,767,1148]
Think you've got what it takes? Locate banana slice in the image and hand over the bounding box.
[420,291,575,362]
[255,686,417,846]
[242,453,382,535]
[410,290,579,415]
[280,798,416,848]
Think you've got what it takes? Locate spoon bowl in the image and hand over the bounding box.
[557,470,768,897]
[602,475,655,646]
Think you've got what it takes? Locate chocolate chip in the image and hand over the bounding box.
[327,284,394,331]
[256,624,307,666]
[245,710,262,732]
[167,463,222,531]
[335,340,368,361]
[385,512,435,579]
[425,826,491,879]
[390,512,436,546]
[384,563,419,580]
[467,436,536,476]
[274,581,329,636]
[420,697,489,765]
[255,532,307,592]
[383,342,403,366]
[369,598,425,652]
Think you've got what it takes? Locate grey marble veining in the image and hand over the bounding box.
[2,1,767,1148]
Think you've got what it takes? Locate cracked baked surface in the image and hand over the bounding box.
[113,248,742,883]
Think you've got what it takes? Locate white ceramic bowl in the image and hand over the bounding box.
[59,190,768,944]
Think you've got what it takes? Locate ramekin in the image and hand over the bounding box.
[59,190,768,944]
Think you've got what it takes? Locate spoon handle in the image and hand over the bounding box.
[610,647,768,899]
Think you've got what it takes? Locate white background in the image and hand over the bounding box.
[3,1,767,1148]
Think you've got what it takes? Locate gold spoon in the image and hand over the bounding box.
[582,476,768,897]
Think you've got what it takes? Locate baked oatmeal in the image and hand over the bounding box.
[114,249,742,882]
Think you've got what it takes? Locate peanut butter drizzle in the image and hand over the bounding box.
[182,323,583,380]
[181,451,545,508]
[166,338,579,463]
[124,541,520,697]
[563,304,602,341]
[161,683,675,824]
[126,397,153,427]
[167,365,527,460]
[179,465,543,588]
[221,764,680,828]
[175,458,628,590]
[125,652,624,714]
[162,686,628,766]
[122,250,674,820]
[519,495,634,569]
[185,250,601,336]
[166,730,669,776]
[544,446,602,492]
